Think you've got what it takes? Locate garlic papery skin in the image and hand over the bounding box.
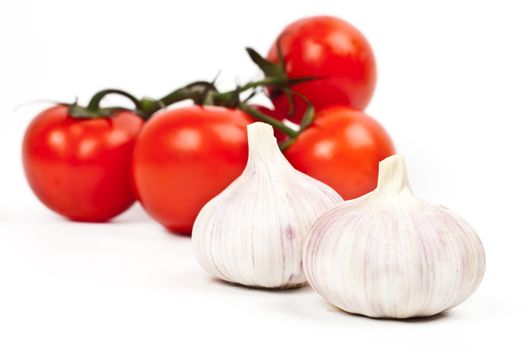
[303,154,486,318]
[192,122,343,289]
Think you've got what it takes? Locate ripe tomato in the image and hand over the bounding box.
[268,16,376,123]
[285,107,395,199]
[132,106,251,235]
[22,105,144,221]
[249,105,287,142]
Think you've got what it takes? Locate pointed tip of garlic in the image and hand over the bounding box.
[246,122,287,166]
[247,121,274,138]
[376,154,413,195]
[247,122,277,150]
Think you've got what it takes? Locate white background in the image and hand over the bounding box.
[1,0,524,349]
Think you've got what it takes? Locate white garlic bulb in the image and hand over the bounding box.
[192,122,343,289]
[304,154,485,318]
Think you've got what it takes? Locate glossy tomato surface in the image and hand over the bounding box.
[268,16,376,123]
[132,106,251,235]
[22,105,144,221]
[285,107,395,199]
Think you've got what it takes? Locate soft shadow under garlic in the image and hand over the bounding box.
[210,277,309,294]
[328,303,452,323]
[272,289,452,324]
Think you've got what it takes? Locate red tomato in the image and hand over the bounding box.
[249,105,287,142]
[132,106,251,235]
[22,105,144,221]
[285,107,395,199]
[268,16,376,123]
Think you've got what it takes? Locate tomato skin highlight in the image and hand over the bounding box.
[285,107,395,200]
[22,105,144,221]
[268,16,376,123]
[132,106,251,235]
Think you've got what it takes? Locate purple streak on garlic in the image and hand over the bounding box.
[192,122,343,289]
[303,154,486,318]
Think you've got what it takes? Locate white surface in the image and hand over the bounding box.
[1,0,524,349]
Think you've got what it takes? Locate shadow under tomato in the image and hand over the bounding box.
[163,228,192,238]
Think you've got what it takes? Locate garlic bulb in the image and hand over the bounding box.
[304,154,485,318]
[192,122,343,289]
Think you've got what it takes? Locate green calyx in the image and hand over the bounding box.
[68,89,145,119]
[245,39,317,120]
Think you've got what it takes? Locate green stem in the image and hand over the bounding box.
[86,89,142,112]
[239,103,298,139]
[138,81,219,118]
[158,88,193,106]
[238,76,287,91]
[212,76,287,104]
[159,81,217,106]
[69,88,147,119]
[138,73,313,117]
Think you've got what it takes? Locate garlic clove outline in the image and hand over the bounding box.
[192,122,343,289]
[303,154,486,318]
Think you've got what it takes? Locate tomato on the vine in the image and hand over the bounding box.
[132,106,251,235]
[22,105,144,221]
[285,107,395,199]
[268,16,376,123]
